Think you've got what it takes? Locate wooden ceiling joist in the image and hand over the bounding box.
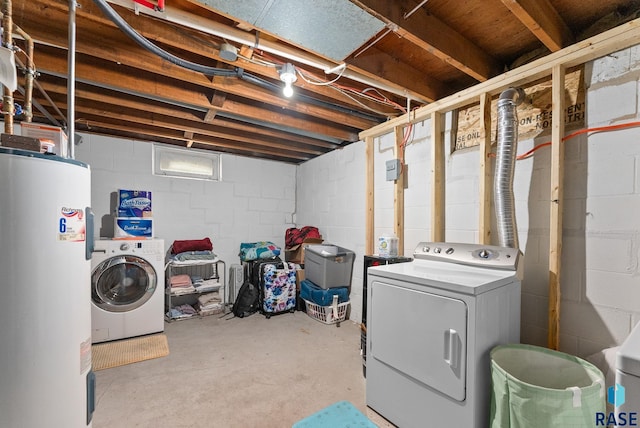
[500,0,574,51]
[351,0,503,82]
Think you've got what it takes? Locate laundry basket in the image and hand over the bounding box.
[490,344,605,428]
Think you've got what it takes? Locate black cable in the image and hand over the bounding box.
[92,0,237,77]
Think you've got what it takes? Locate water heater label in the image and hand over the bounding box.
[57,207,86,242]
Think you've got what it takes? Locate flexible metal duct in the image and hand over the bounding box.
[494,87,525,249]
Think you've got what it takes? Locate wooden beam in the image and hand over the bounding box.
[37,78,339,149]
[52,97,328,156]
[19,0,395,115]
[72,114,312,161]
[348,47,449,102]
[360,17,640,140]
[35,47,359,142]
[184,131,194,148]
[479,93,493,244]
[430,111,445,242]
[394,126,405,256]
[352,0,502,81]
[365,136,375,255]
[500,0,574,52]
[548,64,566,351]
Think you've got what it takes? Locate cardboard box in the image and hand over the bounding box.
[285,237,323,264]
[114,217,153,238]
[20,122,68,157]
[117,189,152,218]
[1,133,41,152]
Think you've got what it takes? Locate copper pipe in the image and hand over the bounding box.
[2,0,13,134]
[12,24,33,122]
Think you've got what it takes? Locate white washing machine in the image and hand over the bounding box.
[91,238,165,344]
[616,322,640,416]
[366,242,521,428]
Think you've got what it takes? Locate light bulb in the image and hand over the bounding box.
[283,82,294,98]
[279,63,298,99]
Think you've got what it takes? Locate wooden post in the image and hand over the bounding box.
[548,65,566,350]
[394,126,405,256]
[365,136,375,255]
[431,111,445,241]
[479,93,493,245]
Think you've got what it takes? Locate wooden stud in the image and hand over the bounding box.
[548,64,566,351]
[479,93,493,244]
[365,136,375,255]
[394,126,405,256]
[184,131,194,148]
[430,111,445,242]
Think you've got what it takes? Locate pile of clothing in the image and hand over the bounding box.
[195,292,223,315]
[166,304,198,320]
[169,237,218,264]
[169,274,196,295]
[191,275,221,293]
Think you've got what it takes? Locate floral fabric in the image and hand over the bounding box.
[262,263,296,313]
[239,241,281,262]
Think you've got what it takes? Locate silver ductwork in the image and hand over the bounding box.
[494,87,525,249]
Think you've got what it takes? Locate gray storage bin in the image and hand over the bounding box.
[304,244,355,289]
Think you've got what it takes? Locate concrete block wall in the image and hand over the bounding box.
[73,135,296,268]
[296,46,640,357]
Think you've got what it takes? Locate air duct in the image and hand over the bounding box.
[494,87,525,249]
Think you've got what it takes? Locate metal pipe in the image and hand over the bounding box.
[494,87,525,249]
[105,0,424,102]
[2,0,13,134]
[93,0,237,77]
[16,85,63,127]
[12,24,33,122]
[68,0,77,158]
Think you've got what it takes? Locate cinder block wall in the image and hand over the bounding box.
[296,46,640,356]
[73,136,296,267]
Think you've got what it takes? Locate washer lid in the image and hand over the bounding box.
[618,323,640,377]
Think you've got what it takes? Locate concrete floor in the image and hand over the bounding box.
[92,311,395,428]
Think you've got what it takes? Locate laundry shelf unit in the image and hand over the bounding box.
[165,259,226,321]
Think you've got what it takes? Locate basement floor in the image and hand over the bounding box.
[92,311,395,428]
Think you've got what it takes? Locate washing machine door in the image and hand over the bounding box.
[92,255,157,312]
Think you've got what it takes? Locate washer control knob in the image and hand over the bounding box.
[479,249,489,259]
[446,247,454,255]
[434,247,441,254]
[120,243,130,251]
[422,246,430,253]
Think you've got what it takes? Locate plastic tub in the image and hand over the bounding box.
[304,244,355,289]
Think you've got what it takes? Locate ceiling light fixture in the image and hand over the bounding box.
[279,63,297,98]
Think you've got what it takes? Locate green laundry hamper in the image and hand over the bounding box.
[490,344,605,428]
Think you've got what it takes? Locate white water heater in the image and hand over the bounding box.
[0,147,95,427]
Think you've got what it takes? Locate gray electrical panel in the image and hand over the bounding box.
[386,159,401,181]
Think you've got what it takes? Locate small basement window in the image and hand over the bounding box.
[153,144,220,181]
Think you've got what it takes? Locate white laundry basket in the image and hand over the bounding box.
[490,344,606,428]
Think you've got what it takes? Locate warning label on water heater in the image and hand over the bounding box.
[57,207,86,242]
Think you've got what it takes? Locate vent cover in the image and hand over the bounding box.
[195,0,386,61]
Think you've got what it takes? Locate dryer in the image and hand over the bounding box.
[91,238,165,343]
[366,242,521,428]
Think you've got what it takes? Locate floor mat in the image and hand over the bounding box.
[92,334,169,371]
